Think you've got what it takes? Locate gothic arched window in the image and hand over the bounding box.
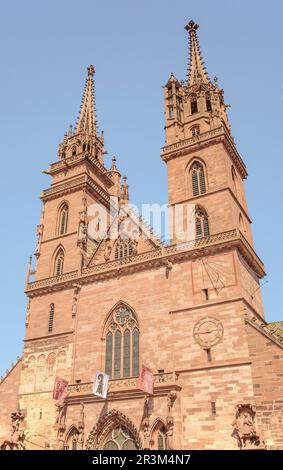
[115,238,135,260]
[191,125,200,137]
[105,304,140,379]
[102,425,138,450]
[64,427,79,450]
[195,208,210,239]
[206,92,212,112]
[48,303,55,333]
[168,86,174,119]
[54,249,64,276]
[58,204,69,235]
[157,426,168,450]
[150,421,168,450]
[191,162,206,196]
[190,94,198,114]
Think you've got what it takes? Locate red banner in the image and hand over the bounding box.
[137,365,154,395]
[53,377,69,402]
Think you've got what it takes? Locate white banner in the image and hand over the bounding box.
[93,371,109,399]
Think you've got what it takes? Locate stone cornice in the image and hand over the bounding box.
[46,153,114,187]
[25,229,265,297]
[161,126,248,179]
[24,330,74,343]
[245,316,283,349]
[41,174,110,207]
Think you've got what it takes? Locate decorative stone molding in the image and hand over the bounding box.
[85,409,142,450]
[166,390,177,450]
[0,409,26,450]
[25,229,265,297]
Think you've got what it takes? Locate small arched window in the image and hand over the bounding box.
[48,303,55,332]
[191,125,200,137]
[190,94,198,114]
[64,428,79,450]
[206,92,212,112]
[58,204,68,235]
[191,162,206,196]
[54,249,64,276]
[168,87,174,119]
[105,304,140,379]
[157,426,168,450]
[195,208,210,239]
[115,238,135,260]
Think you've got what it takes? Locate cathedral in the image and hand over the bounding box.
[0,21,282,451]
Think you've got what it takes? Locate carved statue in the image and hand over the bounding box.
[166,391,177,450]
[72,285,81,318]
[55,401,67,450]
[0,409,26,450]
[140,396,150,449]
[35,224,44,258]
[104,238,113,261]
[232,403,266,449]
[77,402,85,450]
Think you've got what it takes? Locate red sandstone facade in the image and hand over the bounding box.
[0,21,282,450]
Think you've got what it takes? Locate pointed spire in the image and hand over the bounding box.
[75,65,97,135]
[185,20,209,86]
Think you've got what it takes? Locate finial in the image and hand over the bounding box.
[68,124,73,137]
[184,20,199,33]
[111,155,118,171]
[87,64,95,77]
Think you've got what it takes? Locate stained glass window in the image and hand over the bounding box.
[104,305,140,379]
[102,426,138,450]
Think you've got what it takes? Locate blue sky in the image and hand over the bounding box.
[0,0,282,376]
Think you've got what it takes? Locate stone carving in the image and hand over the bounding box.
[232,403,266,449]
[0,409,26,450]
[86,409,142,450]
[140,396,151,449]
[77,402,85,450]
[166,391,177,450]
[55,400,67,450]
[77,193,88,252]
[72,284,81,318]
[25,298,31,327]
[35,224,44,258]
[193,316,224,349]
[104,238,113,261]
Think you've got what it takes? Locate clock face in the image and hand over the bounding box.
[193,316,224,348]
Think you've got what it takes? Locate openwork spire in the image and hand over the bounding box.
[185,20,210,86]
[75,65,97,135]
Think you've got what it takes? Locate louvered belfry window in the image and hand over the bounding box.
[48,303,55,333]
[58,204,68,235]
[195,208,210,239]
[54,249,64,276]
[191,162,206,196]
[190,94,198,114]
[105,304,140,379]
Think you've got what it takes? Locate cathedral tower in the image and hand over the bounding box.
[162,21,252,248]
[1,21,282,451]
